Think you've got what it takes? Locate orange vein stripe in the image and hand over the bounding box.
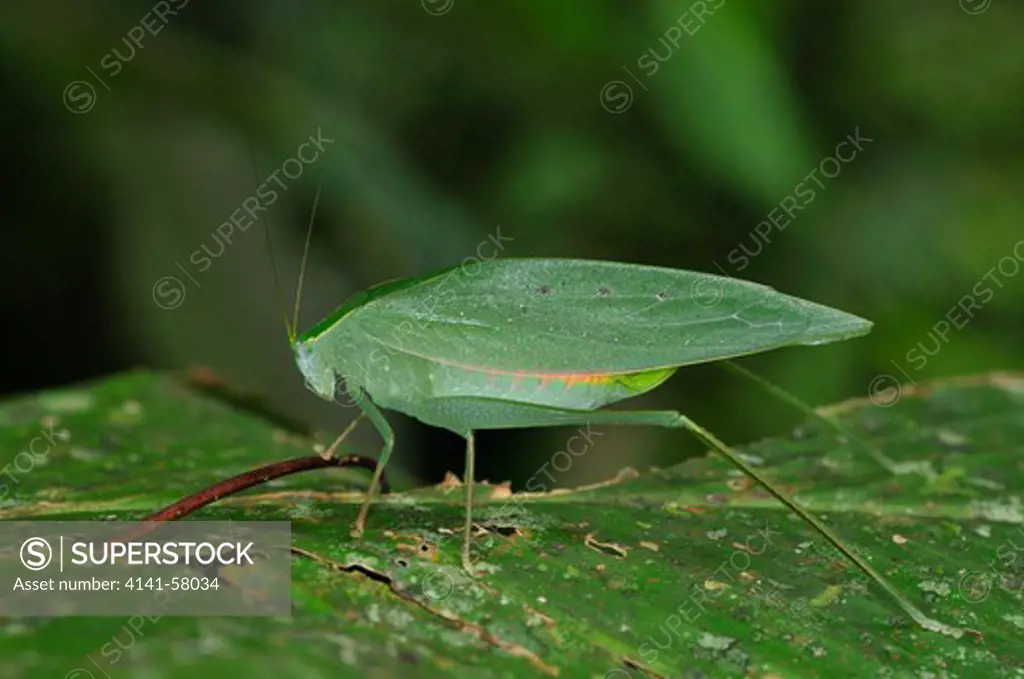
[498,369,613,387]
[360,337,619,385]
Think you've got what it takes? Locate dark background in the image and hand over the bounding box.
[1,0,1021,490]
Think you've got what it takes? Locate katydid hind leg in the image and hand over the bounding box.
[348,383,396,538]
[434,396,970,636]
[462,431,477,575]
[423,395,684,431]
[677,413,970,639]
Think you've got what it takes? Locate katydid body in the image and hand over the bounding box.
[269,244,967,637]
[290,258,869,572]
[254,175,968,635]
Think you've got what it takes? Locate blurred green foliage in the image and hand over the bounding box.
[0,0,1021,489]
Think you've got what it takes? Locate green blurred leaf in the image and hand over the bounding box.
[646,0,814,203]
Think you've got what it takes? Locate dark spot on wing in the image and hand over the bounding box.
[598,286,612,297]
[656,291,668,301]
[537,284,551,295]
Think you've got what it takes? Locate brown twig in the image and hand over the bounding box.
[114,454,387,543]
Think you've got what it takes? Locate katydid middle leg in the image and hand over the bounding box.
[462,431,477,575]
[348,382,396,538]
[422,397,684,574]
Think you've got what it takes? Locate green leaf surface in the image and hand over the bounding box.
[2,370,1023,678]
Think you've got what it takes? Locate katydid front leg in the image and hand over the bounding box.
[318,412,366,461]
[348,381,395,539]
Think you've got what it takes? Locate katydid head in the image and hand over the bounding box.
[294,340,337,401]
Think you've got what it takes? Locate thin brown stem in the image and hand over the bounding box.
[114,454,388,543]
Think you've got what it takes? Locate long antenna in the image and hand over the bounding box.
[292,183,322,337]
[248,142,295,344]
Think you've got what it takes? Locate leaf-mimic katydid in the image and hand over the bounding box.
[263,192,968,639]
